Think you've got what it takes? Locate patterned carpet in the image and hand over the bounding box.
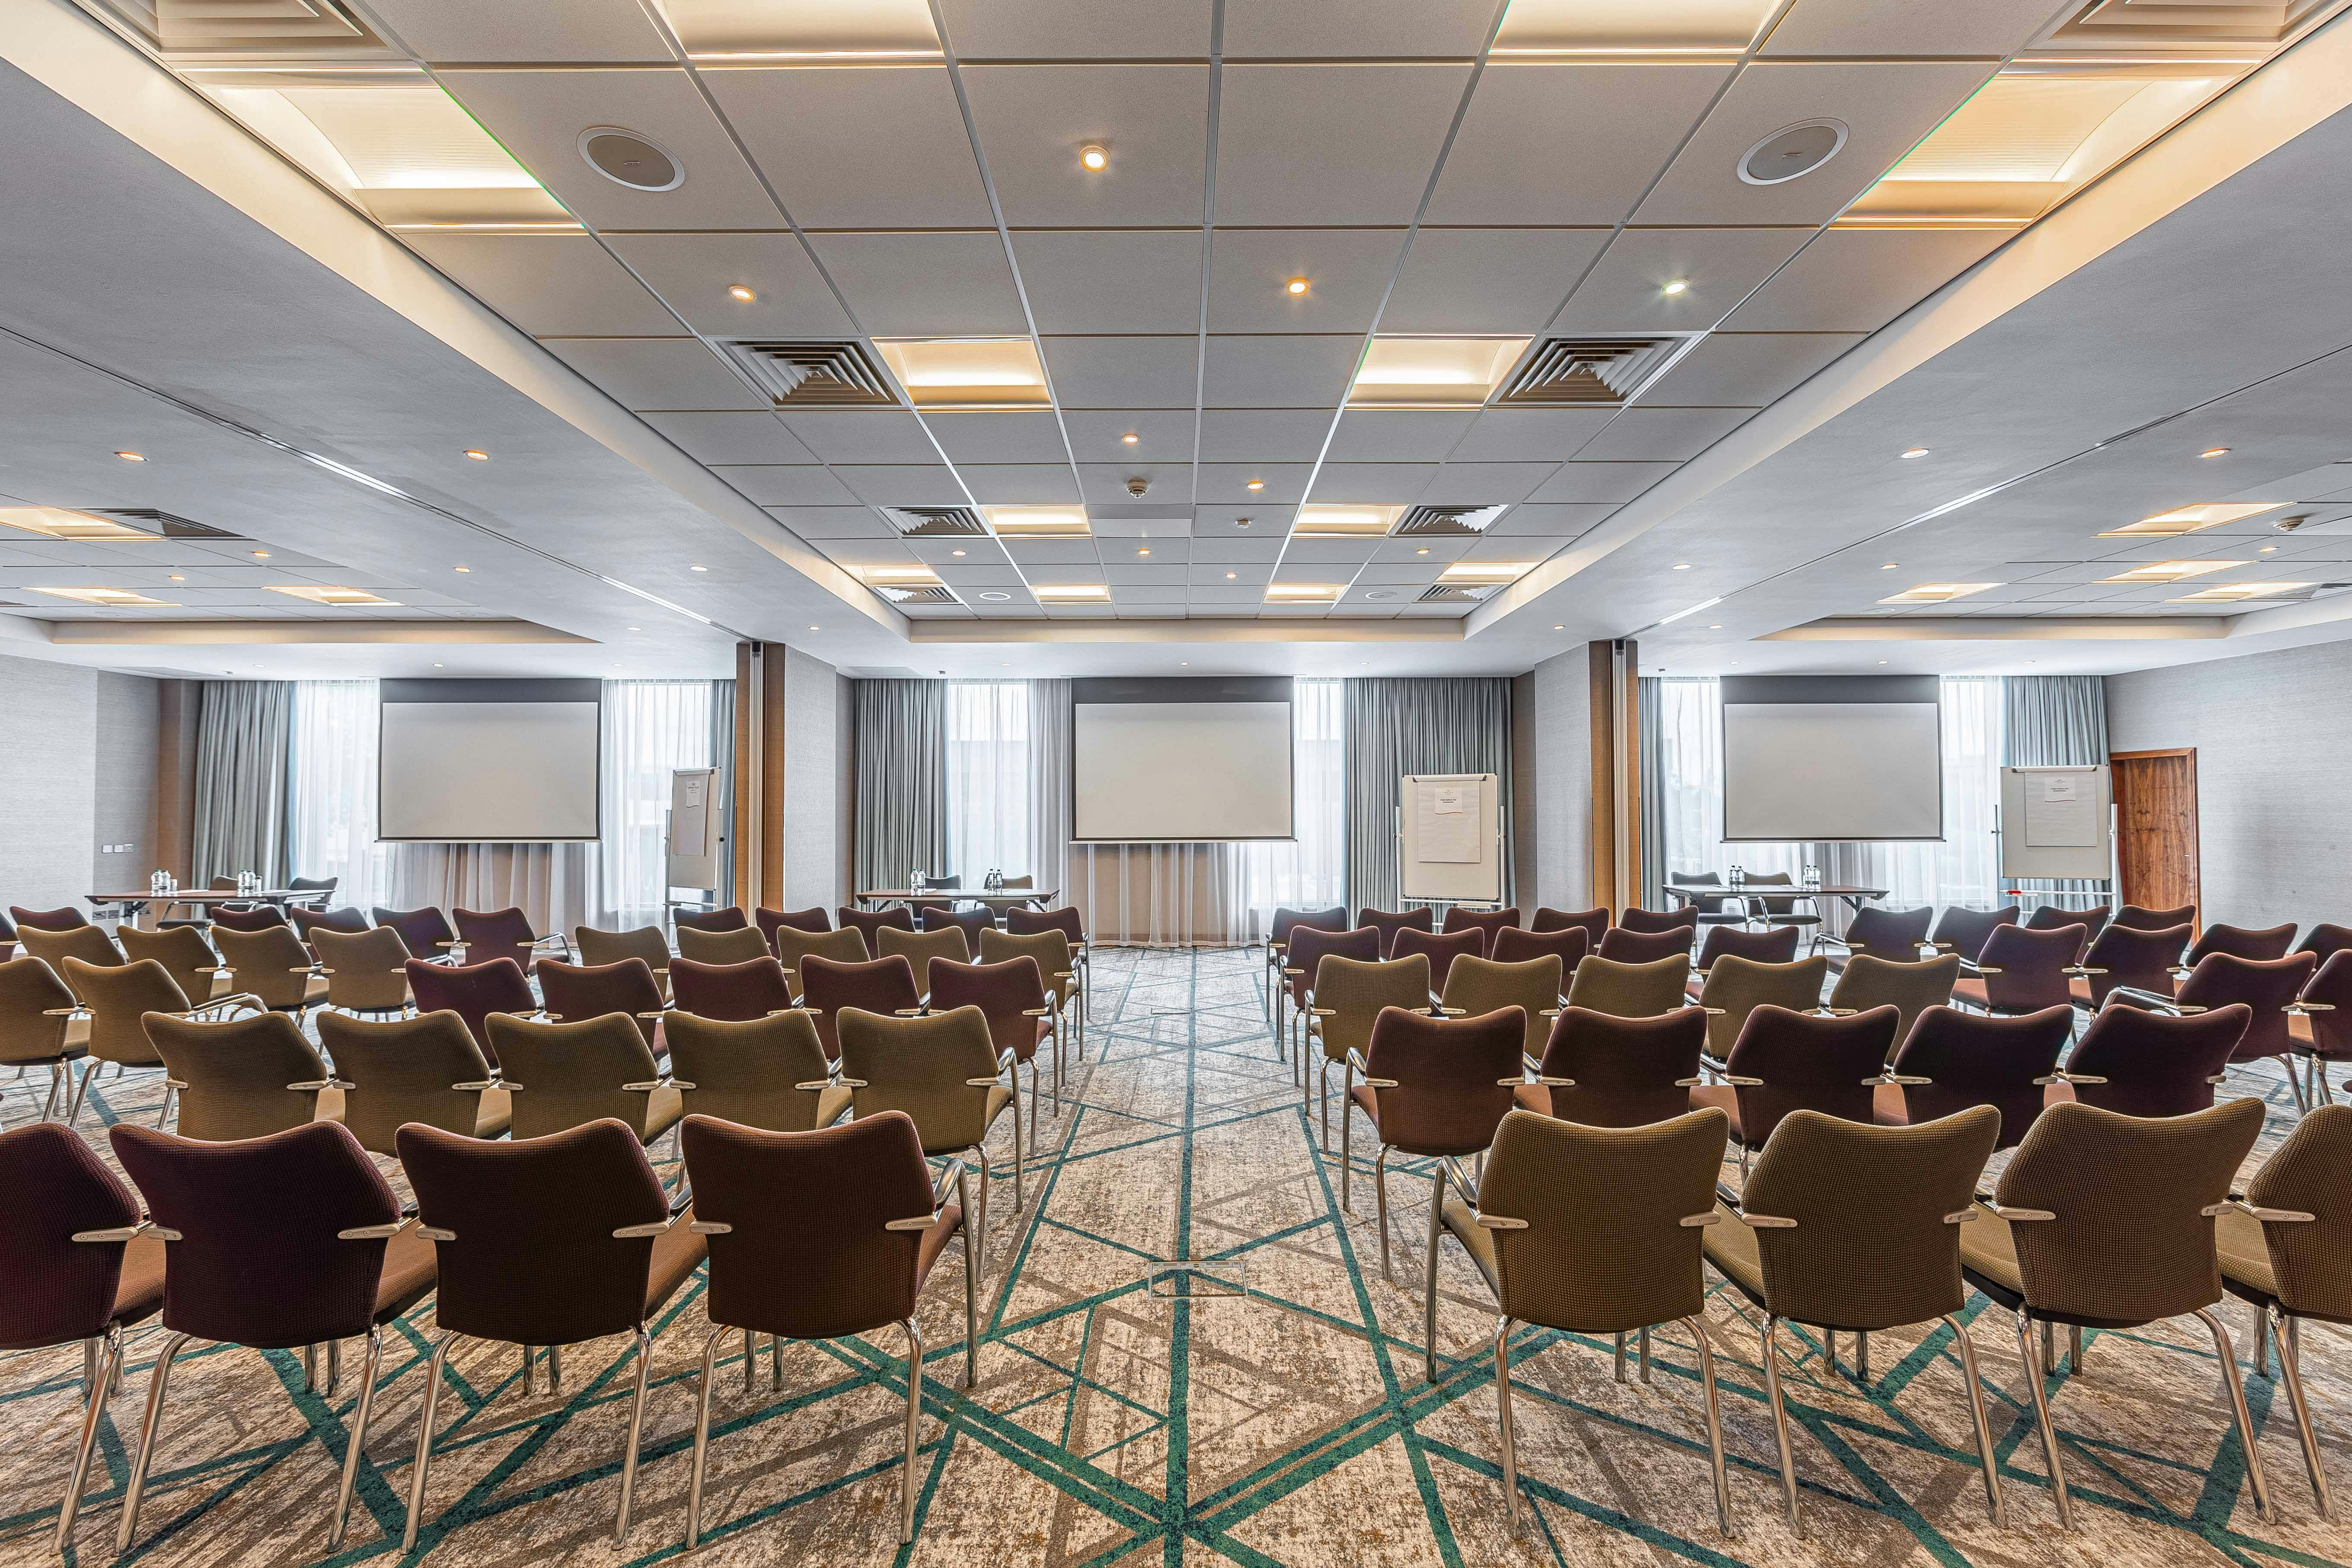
[5,947,2351,1567]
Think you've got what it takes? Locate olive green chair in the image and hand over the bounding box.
[486,1012,685,1149]
[1692,955,1827,1057]
[836,1004,1022,1240]
[674,925,771,966]
[1563,953,1694,1019]
[1825,952,1960,1058]
[1438,954,1563,1062]
[772,925,871,1002]
[117,925,222,1009]
[145,1009,340,1141]
[316,1009,510,1155]
[307,925,415,1017]
[877,926,970,972]
[667,1010,852,1133]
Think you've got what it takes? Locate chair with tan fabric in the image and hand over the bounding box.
[1959,1097,2269,1529]
[2056,1000,2249,1118]
[1563,952,1691,1019]
[291,906,370,944]
[537,957,668,1052]
[678,1111,974,1548]
[1305,953,1434,1158]
[839,905,916,948]
[1703,1106,2006,1533]
[2218,1102,2352,1520]
[1618,904,1698,936]
[1927,904,2017,964]
[1492,925,1588,971]
[673,906,748,933]
[1006,905,1091,1016]
[1356,907,1435,958]
[1826,952,1960,1054]
[487,1012,685,1149]
[574,924,673,984]
[118,925,223,1008]
[1530,906,1610,947]
[61,957,265,1125]
[1687,1004,1903,1175]
[836,1003,1024,1229]
[1440,954,1563,1063]
[674,924,771,967]
[1596,926,1694,965]
[980,926,1082,1072]
[315,1010,511,1155]
[1393,926,1486,993]
[209,922,328,1015]
[2113,901,2196,932]
[306,926,414,1018]
[667,1010,851,1134]
[1430,1107,1736,1536]
[878,924,970,971]
[1519,1006,1706,1128]
[1341,1005,1522,1279]
[2074,920,2190,1009]
[145,1010,339,1141]
[1692,955,1828,1058]
[1694,923,1801,973]
[0,956,93,1123]
[1873,1005,2072,1151]
[929,955,1059,1134]
[17,923,124,982]
[773,925,871,1000]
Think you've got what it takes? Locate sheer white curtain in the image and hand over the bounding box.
[946,680,1032,882]
[1235,677,1346,932]
[287,680,388,910]
[600,681,715,928]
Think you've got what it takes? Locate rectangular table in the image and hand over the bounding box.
[858,888,1060,911]
[92,889,333,929]
[1664,883,1888,918]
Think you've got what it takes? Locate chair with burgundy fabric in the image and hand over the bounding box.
[2057,1001,2251,1119]
[1873,1004,2073,1150]
[674,924,771,966]
[837,1003,1025,1227]
[1951,924,2082,1019]
[398,1118,702,1549]
[61,957,266,1127]
[1007,904,1091,1012]
[931,955,1057,1135]
[110,1119,439,1554]
[673,906,749,933]
[2295,923,2352,965]
[209,922,326,1015]
[1687,1004,1903,1176]
[1392,926,1485,993]
[1564,953,1694,1019]
[756,906,832,950]
[1356,906,1434,957]
[2289,950,2352,1106]
[979,927,1082,1086]
[0,907,13,961]
[2188,921,2298,965]
[305,925,413,1019]
[880,925,971,974]
[316,1009,511,1154]
[839,904,917,948]
[16,921,123,982]
[2026,903,2109,944]
[373,905,455,956]
[1928,905,2018,964]
[1441,907,1519,946]
[9,904,88,932]
[1439,954,1563,1064]
[405,956,539,1063]
[118,923,225,1010]
[1306,954,1435,1180]
[1692,955,1829,1058]
[669,955,795,1024]
[1493,924,1589,972]
[490,1013,686,1148]
[2113,902,2197,932]
[921,904,999,949]
[773,926,870,1000]
[1832,906,1934,964]
[2074,920,2190,1009]
[291,905,370,943]
[146,1009,340,1141]
[1265,905,1348,1019]
[454,905,569,969]
[1618,905,1699,936]
[1694,923,1801,974]
[678,1110,974,1548]
[1530,906,1611,947]
[1341,1004,1523,1281]
[1281,926,1383,1078]
[2123,952,2317,1102]
[574,924,673,991]
[0,1123,167,1552]
[537,957,667,1051]
[799,954,922,1063]
[208,904,287,932]
[1520,1006,1706,1128]
[1823,954,1960,1062]
[0,956,92,1124]
[1597,925,1694,965]
[667,1010,849,1134]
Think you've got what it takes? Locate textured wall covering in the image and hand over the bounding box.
[835,671,855,909]
[2106,639,2352,929]
[1342,677,1515,916]
[1529,648,1591,911]
[1510,671,1538,906]
[780,645,844,913]
[0,651,100,910]
[92,671,161,888]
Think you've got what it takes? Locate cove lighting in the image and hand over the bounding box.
[1439,562,1533,582]
[2102,502,2281,538]
[874,338,1051,408]
[1879,581,2001,604]
[0,508,155,541]
[1657,596,1723,624]
[2170,581,2314,602]
[266,584,400,606]
[1264,583,1343,601]
[32,586,178,606]
[2098,559,2241,584]
[984,506,1090,537]
[1294,506,1401,537]
[1348,337,1530,408]
[1033,583,1108,600]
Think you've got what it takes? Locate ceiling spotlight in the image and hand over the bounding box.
[1079,143,1108,172]
[2201,447,2231,458]
[1708,623,1721,629]
[628,625,641,631]
[1225,572,1237,579]
[1671,562,1692,570]
[433,663,444,668]
[2261,544,2278,552]
[1901,447,1930,459]
[1877,659,1889,665]
[727,285,756,302]
[114,450,145,461]
[1881,562,1897,569]
[464,449,490,461]
[454,565,470,573]
[1417,547,1430,556]
[978,591,1012,601]
[251,550,270,559]
[808,624,820,631]
[951,548,966,556]
[1121,432,1139,445]
[1180,660,1189,666]
[1246,479,1264,491]
[690,564,708,572]
[1286,277,1310,296]
[1662,278,1690,295]
[168,574,185,581]
[1553,624,1563,630]
[1137,547,1151,556]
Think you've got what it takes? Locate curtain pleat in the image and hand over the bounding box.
[598,681,717,929]
[946,682,1032,881]
[193,680,293,886]
[2002,674,2110,903]
[386,843,594,935]
[1029,679,1072,902]
[288,680,385,907]
[1638,674,1665,910]
[711,679,737,910]
[1342,677,1514,917]
[853,679,949,895]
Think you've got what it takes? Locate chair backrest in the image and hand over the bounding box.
[1697,955,1829,1057]
[9,904,89,932]
[146,1009,329,1140]
[61,957,188,1067]
[837,1004,1000,1153]
[1927,905,2017,963]
[1564,953,1691,1019]
[919,906,997,949]
[1391,926,1485,991]
[1616,905,1698,935]
[669,954,796,1023]
[1363,1005,1523,1155]
[112,1119,401,1348]
[2242,1102,2352,1321]
[1440,907,1519,944]
[288,875,339,896]
[210,904,288,932]
[773,926,871,993]
[572,924,672,973]
[2178,951,2315,1062]
[799,954,922,1061]
[878,925,970,969]
[2113,902,2196,932]
[675,924,771,966]
[210,922,314,1010]
[2294,922,2352,965]
[404,956,534,1060]
[756,906,832,947]
[1531,1006,1707,1127]
[929,955,1047,1065]
[1269,906,1347,947]
[1005,904,1086,945]
[306,925,413,1013]
[1843,906,1933,961]
[0,956,77,1067]
[681,1110,936,1341]
[536,958,666,1047]
[118,924,223,1005]
[1720,1004,1901,1145]
[1310,954,1432,1063]
[1971,923,2085,1014]
[1492,925,1589,970]
[0,1122,145,1351]
[978,927,1076,1004]
[488,1012,663,1141]
[1994,1098,2260,1325]
[1739,870,1811,919]
[1695,924,1800,970]
[398,1118,669,1346]
[1477,1107,1728,1334]
[839,905,917,946]
[1355,907,1435,957]
[673,905,749,933]
[2066,1000,2250,1118]
[2025,903,2109,944]
[316,1009,496,1154]
[1825,952,1959,1052]
[667,1011,836,1133]
[2189,921,2296,965]
[1743,1105,2001,1330]
[1288,926,1382,1003]
[291,905,370,941]
[1668,871,1735,917]
[1888,1005,2073,1150]
[1530,907,1610,946]
[19,923,124,984]
[2302,950,2352,1059]
[2082,920,2191,1006]
[453,905,543,966]
[1439,954,1563,1058]
[1596,926,1693,965]
[372,905,455,953]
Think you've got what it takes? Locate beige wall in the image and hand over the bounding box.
[1528,649,1592,912]
[0,651,172,914]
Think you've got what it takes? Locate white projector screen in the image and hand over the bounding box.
[1072,679,1293,842]
[378,680,601,842]
[1721,677,1942,842]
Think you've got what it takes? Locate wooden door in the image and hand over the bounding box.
[2110,748,2200,922]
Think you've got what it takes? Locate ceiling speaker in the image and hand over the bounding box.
[1738,120,1848,186]
[579,128,683,191]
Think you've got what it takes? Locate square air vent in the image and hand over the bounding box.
[880,507,986,537]
[714,340,898,406]
[95,508,243,540]
[875,584,962,604]
[1416,583,1498,603]
[1496,335,1693,407]
[1395,505,1506,537]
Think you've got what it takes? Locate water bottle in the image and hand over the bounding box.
[150,868,166,897]
[910,867,925,893]
[1729,864,1746,889]
[1803,863,1821,889]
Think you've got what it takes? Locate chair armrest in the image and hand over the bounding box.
[1283,968,1304,977]
[2062,965,2107,977]
[893,1007,929,1017]
[2032,1072,2107,1086]
[72,1220,156,1244]
[43,1005,92,1018]
[450,1079,503,1092]
[285,1078,355,1092]
[636,1009,672,1020]
[612,1212,685,1239]
[336,1221,407,1240]
[1813,1006,1858,1017]
[2287,1000,2337,1014]
[1698,1005,1726,1016]
[1538,1007,1560,1019]
[1876,1073,1931,1086]
[2228,1198,2316,1223]
[1427,1005,1467,1017]
[1021,1006,1054,1017]
[622,1076,694,1092]
[1310,1007,1337,1017]
[1674,1076,1707,1088]
[1980,1201,2055,1222]
[2106,986,2184,1013]
[1344,1047,1398,1088]
[1737,1212,1798,1229]
[928,1155,967,1211]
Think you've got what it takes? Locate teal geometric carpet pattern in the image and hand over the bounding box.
[5,947,2351,1565]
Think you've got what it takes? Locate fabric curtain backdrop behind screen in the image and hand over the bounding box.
[947,681,1032,883]
[1342,677,1513,918]
[193,680,293,887]
[854,679,949,897]
[1639,674,1666,910]
[1028,679,1072,901]
[2003,674,2110,907]
[288,680,387,908]
[600,681,717,928]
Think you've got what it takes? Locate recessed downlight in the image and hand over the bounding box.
[690,564,708,572]
[1121,432,1139,444]
[1286,277,1310,296]
[1671,562,1692,570]
[580,127,683,191]
[114,450,145,462]
[1225,572,1237,579]
[454,565,470,573]
[1737,119,1848,186]
[2201,447,2231,458]
[978,591,1012,601]
[1901,447,1930,459]
[1079,143,1108,172]
[1246,479,1264,491]
[1662,278,1689,295]
[727,285,756,302]
[464,449,489,461]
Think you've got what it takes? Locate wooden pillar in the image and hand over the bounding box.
[1586,639,1641,913]
[153,679,201,882]
[732,643,761,910]
[760,644,788,903]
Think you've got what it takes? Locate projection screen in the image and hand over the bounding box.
[1072,677,1293,842]
[378,679,601,842]
[1720,675,1943,842]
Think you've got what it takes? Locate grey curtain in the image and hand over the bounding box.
[192,680,292,886]
[2003,674,2110,904]
[711,677,737,909]
[1028,679,1072,904]
[1638,674,1665,910]
[1343,677,1513,916]
[853,679,948,896]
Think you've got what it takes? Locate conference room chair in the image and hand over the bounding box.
[1264,907,1346,1022]
[1529,906,1610,947]
[488,1012,686,1153]
[980,926,1081,1074]
[673,905,749,933]
[2055,1000,2251,1118]
[1694,923,1800,974]
[1871,1005,2071,1149]
[930,955,1057,1134]
[1688,1004,1903,1175]
[210,922,327,1015]
[397,1118,700,1550]
[838,1003,1025,1226]
[369,905,453,956]
[1307,952,1435,1172]
[1440,907,1520,946]
[1564,953,1693,1019]
[1960,1097,2268,1530]
[1705,1107,2005,1533]
[405,956,538,1062]
[9,904,89,932]
[921,905,999,951]
[1392,926,1485,992]
[305,925,414,1018]
[773,925,870,1000]
[1356,906,1435,957]
[0,956,93,1123]
[1282,926,1383,1078]
[117,924,222,1006]
[1822,951,1961,1047]
[1950,923,2083,1022]
[1596,925,1693,965]
[674,923,771,966]
[1344,1004,1522,1282]
[574,923,673,985]
[1432,1107,1737,1537]
[1006,905,1091,1015]
[678,1111,974,1549]
[1667,871,1747,927]
[667,1010,849,1133]
[209,904,287,932]
[1693,954,1829,1058]
[1928,904,2018,963]
[110,1119,438,1554]
[291,905,370,942]
[315,1009,510,1154]
[799,954,921,1062]
[2026,903,2109,943]
[537,957,667,1051]
[2189,920,2298,965]
[454,904,569,969]
[288,874,340,903]
[1519,1006,1705,1127]
[0,1122,166,1553]
[2073,919,2189,1009]
[2295,922,2352,965]
[145,1009,340,1141]
[2112,901,2197,932]
[17,921,124,981]
[0,907,13,962]
[2125,951,2317,1102]
[839,904,916,948]
[1492,924,1588,971]
[2217,1102,2351,1520]
[1830,905,1934,964]
[880,924,970,971]
[1739,871,1824,940]
[1618,904,1699,936]
[1439,954,1562,1065]
[62,957,265,1126]
[756,904,832,949]
[670,953,796,1025]
[2288,950,2352,1105]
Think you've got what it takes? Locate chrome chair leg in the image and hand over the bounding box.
[327,1335,342,1397]
[974,1144,992,1250]
[686,1326,728,1549]
[742,1327,756,1396]
[2196,1307,2272,1522]
[1318,1058,1332,1152]
[66,1060,97,1125]
[55,1325,122,1552]
[326,1325,386,1549]
[1373,1145,1390,1279]
[1943,1314,2006,1527]
[772,1332,783,1391]
[117,1329,192,1552]
[1423,1170,1445,1385]
[1614,1331,1627,1383]
[959,1163,980,1390]
[547,1342,562,1392]
[1685,1317,1736,1537]
[303,1341,317,1392]
[1855,1328,1867,1384]
[1493,1315,1519,1530]
[520,1343,535,1395]
[1338,1064,1356,1212]
[2013,1311,2074,1530]
[899,1317,926,1544]
[2253,1307,2272,1378]
[1640,1326,1653,1385]
[1760,1316,1801,1532]
[1010,1086,1025,1211]
[41,1063,62,1121]
[2273,1310,2334,1521]
[613,1325,654,1542]
[403,1331,459,1552]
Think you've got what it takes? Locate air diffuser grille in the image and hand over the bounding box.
[95,509,243,540]
[881,508,986,538]
[1416,584,1496,603]
[714,340,898,406]
[876,584,962,604]
[1496,336,1691,407]
[1394,505,1506,537]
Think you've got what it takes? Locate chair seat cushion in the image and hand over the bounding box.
[1347,1081,1381,1125]
[1685,1083,1744,1142]
[1956,1210,2022,1295]
[646,1206,712,1317]
[1511,1083,1553,1116]
[472,1086,513,1140]
[2069,977,2093,1006]
[374,1225,441,1324]
[304,974,329,1006]
[1870,1082,1908,1127]
[112,1232,168,1330]
[639,1082,685,1144]
[2215,1208,2277,1304]
[813,1082,854,1128]
[1700,1200,1763,1303]
[1437,1192,1498,1298]
[1950,977,1989,1008]
[915,1203,965,1290]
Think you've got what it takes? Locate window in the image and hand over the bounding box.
[946,680,1032,882]
[601,681,716,927]
[1235,677,1346,926]
[287,679,388,910]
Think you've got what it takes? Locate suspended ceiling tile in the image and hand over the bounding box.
[1206,229,1407,335]
[538,337,766,410]
[835,464,973,507]
[1554,227,1811,332]
[1064,409,1203,463]
[1077,461,1194,504]
[1043,336,1205,408]
[1760,0,2065,57]
[400,233,677,337]
[1222,0,1502,56]
[1308,462,1442,502]
[1429,64,1735,227]
[1201,334,1362,408]
[961,66,1210,227]
[1490,501,1618,536]
[955,463,1083,503]
[364,0,673,61]
[603,233,854,337]
[1011,232,1206,335]
[1526,460,1681,503]
[702,67,992,230]
[1421,461,1558,504]
[1213,64,1475,226]
[1197,462,1315,503]
[1382,229,1612,334]
[1448,409,1615,463]
[1196,408,1337,463]
[765,506,896,539]
[709,464,860,505]
[1643,331,1863,405]
[1576,406,1754,461]
[777,411,941,463]
[1372,535,1475,562]
[641,411,816,466]
[935,0,1213,57]
[923,412,1070,465]
[1190,562,1272,584]
[804,232,1028,336]
[1723,227,2012,332]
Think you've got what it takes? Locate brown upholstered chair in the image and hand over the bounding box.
[1927,904,2017,963]
[373,905,454,955]
[670,954,795,1023]
[879,924,970,971]
[1432,1108,1736,1536]
[673,905,749,933]
[9,904,89,931]
[2113,901,2196,932]
[1834,905,1934,963]
[1704,1107,2006,1533]
[1265,905,1347,1027]
[1618,904,1696,936]
[1520,1006,1706,1127]
[1959,1098,2268,1530]
[1874,1005,2071,1150]
[676,924,771,966]
[2295,922,2352,965]
[2146,952,2316,1098]
[981,926,1082,1074]
[839,904,916,948]
[2074,919,2189,1009]
[1950,924,2081,1020]
[1441,906,1519,946]
[1343,1005,1522,1278]
[118,924,224,1007]
[679,1111,974,1547]
[2189,921,2297,965]
[2289,949,2352,1105]
[306,925,414,1017]
[2057,1000,2250,1118]
[1827,952,1960,1052]
[2026,903,2108,943]
[539,957,667,1051]
[1563,952,1691,1019]
[1392,926,1485,993]
[488,1012,685,1147]
[1006,904,1090,1011]
[1530,906,1609,947]
[800,954,922,1063]
[573,923,673,983]
[405,956,539,1062]
[773,925,871,1000]
[1493,924,1588,971]
[18,922,124,980]
[667,1010,850,1133]
[453,904,568,968]
[0,1122,166,1552]
[398,1118,702,1549]
[1280,926,1382,1078]
[61,957,264,1123]
[146,1009,339,1140]
[1356,906,1435,957]
[837,1004,1024,1228]
[0,956,93,1123]
[1695,923,1800,972]
[756,905,832,948]
[110,1119,438,1554]
[209,904,287,933]
[931,955,1058,1132]
[1597,925,1694,965]
[1688,1004,1903,1172]
[1306,953,1433,1161]
[210,922,328,1014]
[316,1009,511,1153]
[1441,954,1562,1062]
[291,905,370,942]
[920,905,997,949]
[1692,955,1828,1057]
